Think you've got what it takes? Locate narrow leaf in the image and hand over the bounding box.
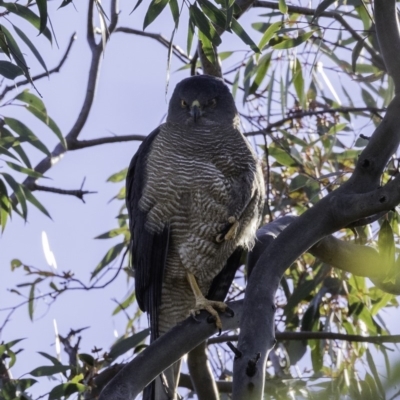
[1,2,52,42]
[36,0,48,33]
[198,0,226,29]
[2,172,27,219]
[190,4,221,46]
[313,0,336,20]
[279,0,288,14]
[198,30,217,66]
[258,21,282,50]
[249,52,272,94]
[169,0,179,28]
[30,364,69,377]
[4,117,50,156]
[0,60,23,80]
[91,242,125,279]
[13,25,48,74]
[6,161,46,179]
[273,30,315,50]
[108,329,150,360]
[21,186,52,219]
[187,19,195,56]
[231,18,259,53]
[292,58,304,105]
[143,0,170,30]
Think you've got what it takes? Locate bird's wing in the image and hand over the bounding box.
[126,127,170,341]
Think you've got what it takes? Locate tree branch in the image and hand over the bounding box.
[253,1,385,71]
[115,27,191,65]
[69,134,147,150]
[0,33,77,101]
[32,181,96,203]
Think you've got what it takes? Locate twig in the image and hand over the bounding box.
[0,33,77,101]
[115,27,191,65]
[244,106,385,137]
[253,1,385,70]
[32,179,96,203]
[69,134,147,150]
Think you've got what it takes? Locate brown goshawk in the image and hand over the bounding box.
[126,75,265,399]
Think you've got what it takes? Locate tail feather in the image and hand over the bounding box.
[142,361,182,400]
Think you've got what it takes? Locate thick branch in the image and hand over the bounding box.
[210,332,400,344]
[98,301,243,400]
[374,0,400,92]
[187,342,219,400]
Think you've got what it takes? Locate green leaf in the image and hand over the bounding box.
[0,145,20,161]
[21,186,52,219]
[249,52,272,94]
[29,364,70,377]
[11,258,22,270]
[292,58,304,105]
[0,24,30,80]
[58,0,74,9]
[190,4,221,46]
[231,18,259,53]
[366,349,385,398]
[187,18,195,56]
[169,0,179,28]
[352,37,365,73]
[279,0,288,14]
[36,0,48,33]
[13,25,48,74]
[49,382,86,400]
[108,329,150,361]
[79,353,95,366]
[378,220,395,270]
[107,168,128,183]
[0,30,10,58]
[91,242,126,279]
[0,60,23,79]
[143,0,170,30]
[198,0,226,29]
[258,21,282,50]
[198,30,217,65]
[37,351,62,366]
[95,227,127,239]
[4,117,50,156]
[269,144,297,167]
[6,161,46,179]
[2,172,27,219]
[361,88,376,107]
[1,2,52,42]
[112,291,136,315]
[313,0,336,20]
[16,91,66,148]
[273,30,315,50]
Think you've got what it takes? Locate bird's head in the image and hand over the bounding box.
[167,75,238,126]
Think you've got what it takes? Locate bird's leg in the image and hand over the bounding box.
[187,272,227,331]
[215,216,240,243]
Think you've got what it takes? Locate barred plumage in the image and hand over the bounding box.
[126,75,264,399]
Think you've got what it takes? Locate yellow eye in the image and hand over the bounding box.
[210,98,217,107]
[181,100,187,108]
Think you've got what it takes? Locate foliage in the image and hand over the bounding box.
[1,0,400,399]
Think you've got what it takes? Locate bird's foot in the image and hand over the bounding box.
[190,298,228,331]
[215,216,239,243]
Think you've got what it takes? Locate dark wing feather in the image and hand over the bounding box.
[126,127,170,342]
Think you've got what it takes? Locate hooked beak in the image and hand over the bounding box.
[190,100,202,123]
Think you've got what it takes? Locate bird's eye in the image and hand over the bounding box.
[181,100,187,108]
[209,98,217,107]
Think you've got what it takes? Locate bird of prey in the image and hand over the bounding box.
[126,75,264,399]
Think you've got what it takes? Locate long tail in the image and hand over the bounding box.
[142,360,182,400]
